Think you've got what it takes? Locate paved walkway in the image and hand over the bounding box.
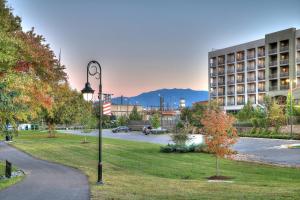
[61,129,300,167]
[0,142,89,200]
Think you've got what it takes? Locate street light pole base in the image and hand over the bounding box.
[96,181,104,185]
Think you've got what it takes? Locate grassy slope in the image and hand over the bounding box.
[11,132,300,200]
[0,162,23,190]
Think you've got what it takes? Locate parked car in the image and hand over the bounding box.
[143,126,152,135]
[112,126,131,133]
[143,126,167,135]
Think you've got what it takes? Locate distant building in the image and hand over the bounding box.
[111,104,143,117]
[179,98,186,108]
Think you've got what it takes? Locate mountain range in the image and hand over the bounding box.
[112,88,208,108]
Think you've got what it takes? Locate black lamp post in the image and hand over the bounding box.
[81,60,103,184]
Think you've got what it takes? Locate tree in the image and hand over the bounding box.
[268,101,285,133]
[129,106,142,120]
[42,84,89,137]
[117,115,128,126]
[236,102,255,122]
[201,109,238,177]
[150,113,160,129]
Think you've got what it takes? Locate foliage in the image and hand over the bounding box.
[117,115,128,126]
[201,109,238,176]
[160,143,206,153]
[129,106,142,121]
[180,103,206,128]
[150,113,160,128]
[42,84,89,137]
[268,101,285,133]
[171,122,192,146]
[285,91,295,117]
[236,102,255,122]
[0,0,67,136]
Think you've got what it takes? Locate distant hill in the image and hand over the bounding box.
[112,88,208,108]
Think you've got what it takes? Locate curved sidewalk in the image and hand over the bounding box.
[0,142,90,200]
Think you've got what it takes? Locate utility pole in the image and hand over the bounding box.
[160,95,164,128]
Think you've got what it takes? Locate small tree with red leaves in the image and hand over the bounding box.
[201,109,238,177]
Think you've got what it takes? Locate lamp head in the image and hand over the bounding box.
[81,82,95,101]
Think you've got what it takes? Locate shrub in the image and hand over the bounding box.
[160,144,206,153]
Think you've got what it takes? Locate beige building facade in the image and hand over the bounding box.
[208,28,300,111]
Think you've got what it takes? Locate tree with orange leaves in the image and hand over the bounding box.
[201,108,238,178]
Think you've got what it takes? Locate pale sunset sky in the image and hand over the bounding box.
[7,0,300,96]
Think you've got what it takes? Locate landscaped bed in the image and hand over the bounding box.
[0,161,24,190]
[10,131,300,200]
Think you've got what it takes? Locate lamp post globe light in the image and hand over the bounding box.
[81,60,103,185]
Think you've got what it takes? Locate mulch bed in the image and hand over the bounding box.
[207,175,233,180]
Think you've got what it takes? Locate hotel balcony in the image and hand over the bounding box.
[280,85,289,90]
[280,46,289,52]
[297,71,300,77]
[269,85,278,91]
[218,71,225,75]
[247,55,255,60]
[280,59,289,66]
[258,75,265,80]
[218,91,225,96]
[227,59,235,64]
[218,81,225,86]
[218,61,225,65]
[258,51,265,57]
[227,80,235,85]
[210,62,217,67]
[280,71,289,78]
[237,56,245,62]
[258,87,265,92]
[297,44,300,51]
[210,92,217,97]
[269,73,278,79]
[247,65,256,71]
[237,100,245,105]
[237,89,245,94]
[227,90,235,95]
[211,82,217,87]
[227,101,235,106]
[269,60,278,67]
[237,67,245,72]
[247,88,256,93]
[236,78,244,83]
[269,48,277,55]
[227,68,235,74]
[258,99,265,104]
[297,57,300,64]
[247,77,256,82]
[258,63,265,69]
[211,72,218,76]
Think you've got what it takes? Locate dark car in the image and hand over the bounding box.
[112,126,131,133]
[142,126,152,135]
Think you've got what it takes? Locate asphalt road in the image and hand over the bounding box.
[61,129,300,167]
[0,142,89,200]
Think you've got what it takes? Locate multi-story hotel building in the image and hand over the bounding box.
[208,28,300,111]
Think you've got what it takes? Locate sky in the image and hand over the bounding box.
[6,0,300,97]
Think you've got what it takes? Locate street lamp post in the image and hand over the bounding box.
[81,60,103,185]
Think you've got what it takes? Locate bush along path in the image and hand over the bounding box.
[0,142,89,200]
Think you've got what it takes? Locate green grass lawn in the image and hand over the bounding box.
[9,131,300,200]
[0,162,24,190]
